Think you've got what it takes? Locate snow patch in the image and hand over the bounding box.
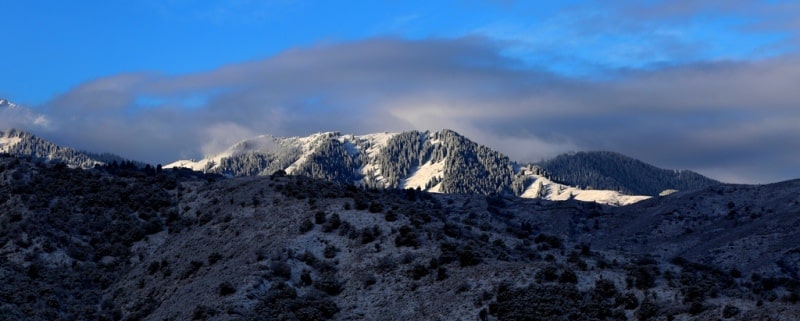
[0,135,22,152]
[352,132,399,186]
[401,159,445,191]
[520,175,650,206]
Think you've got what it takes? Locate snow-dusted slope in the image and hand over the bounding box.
[166,132,400,177]
[401,159,445,191]
[166,134,287,172]
[0,129,123,168]
[0,131,23,153]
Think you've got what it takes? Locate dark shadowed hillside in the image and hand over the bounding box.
[1,155,798,320]
[539,151,720,195]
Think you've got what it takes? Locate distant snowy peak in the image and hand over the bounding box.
[0,98,16,108]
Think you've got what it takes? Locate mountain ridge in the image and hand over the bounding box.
[167,129,718,205]
[539,151,720,196]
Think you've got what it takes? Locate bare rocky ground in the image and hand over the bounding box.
[1,155,799,320]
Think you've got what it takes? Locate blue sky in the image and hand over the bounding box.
[2,0,790,104]
[2,0,800,183]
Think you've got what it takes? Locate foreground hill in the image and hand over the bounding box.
[0,156,797,320]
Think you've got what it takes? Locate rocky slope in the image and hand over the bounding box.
[0,156,797,321]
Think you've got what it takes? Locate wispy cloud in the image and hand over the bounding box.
[477,0,798,75]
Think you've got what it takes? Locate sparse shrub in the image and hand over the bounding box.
[384,210,397,222]
[314,211,327,224]
[534,233,563,249]
[360,227,376,244]
[593,279,617,299]
[636,299,658,320]
[218,282,236,296]
[192,305,218,320]
[250,281,340,320]
[323,245,338,259]
[535,266,559,283]
[181,260,204,279]
[409,264,430,280]
[300,269,313,286]
[364,274,378,289]
[457,246,482,267]
[314,272,343,296]
[322,214,341,233]
[688,301,706,315]
[558,269,578,284]
[436,267,448,281]
[395,225,420,248]
[631,266,656,289]
[354,197,369,211]
[270,261,292,279]
[616,292,639,310]
[208,252,222,265]
[443,223,461,238]
[722,305,740,318]
[299,217,314,233]
[368,201,383,213]
[148,261,160,275]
